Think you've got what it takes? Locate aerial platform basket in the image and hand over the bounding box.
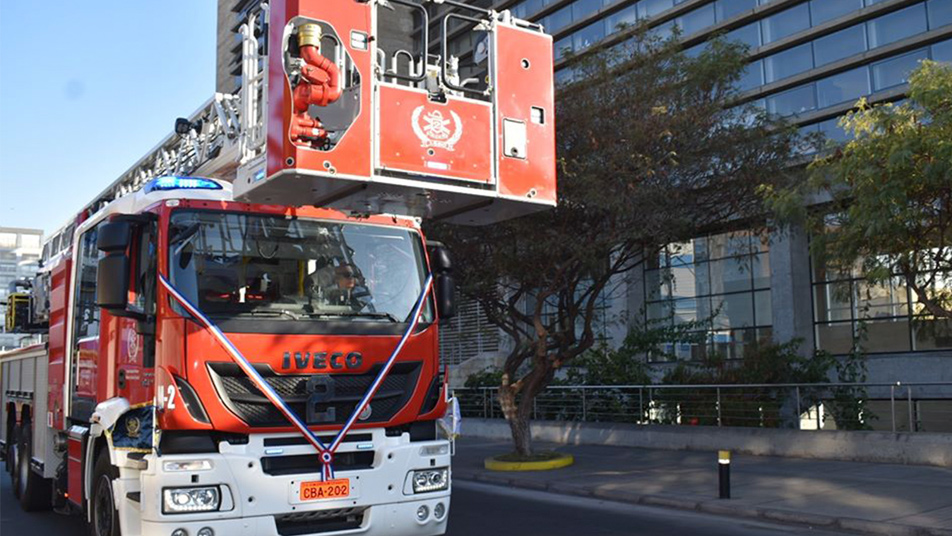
[231,0,556,225]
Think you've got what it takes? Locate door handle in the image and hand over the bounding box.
[118,369,127,390]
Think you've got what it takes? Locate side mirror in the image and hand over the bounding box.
[435,274,457,320]
[97,221,132,252]
[96,254,130,310]
[96,221,137,316]
[428,244,452,274]
[427,242,456,320]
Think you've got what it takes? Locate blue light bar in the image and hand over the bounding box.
[144,176,223,193]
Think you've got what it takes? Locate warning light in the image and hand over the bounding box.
[145,176,223,193]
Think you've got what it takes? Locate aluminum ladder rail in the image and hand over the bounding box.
[79,3,269,217]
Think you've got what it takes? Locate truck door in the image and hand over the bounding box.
[70,225,104,422]
[116,221,157,405]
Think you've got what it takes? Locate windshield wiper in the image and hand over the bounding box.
[229,309,301,320]
[306,311,400,322]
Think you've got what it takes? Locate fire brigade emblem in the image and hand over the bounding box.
[412,106,463,151]
[125,416,141,439]
[127,328,140,364]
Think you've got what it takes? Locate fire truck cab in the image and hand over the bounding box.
[3,177,455,536]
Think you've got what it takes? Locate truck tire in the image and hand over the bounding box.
[5,424,15,475]
[17,420,52,511]
[9,424,21,497]
[89,451,120,536]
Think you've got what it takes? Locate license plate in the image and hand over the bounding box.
[299,478,351,502]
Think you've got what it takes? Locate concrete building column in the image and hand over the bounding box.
[769,224,815,356]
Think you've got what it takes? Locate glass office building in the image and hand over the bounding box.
[437,0,952,396]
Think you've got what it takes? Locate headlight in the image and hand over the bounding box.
[163,460,213,472]
[411,468,449,493]
[420,444,449,456]
[162,486,222,514]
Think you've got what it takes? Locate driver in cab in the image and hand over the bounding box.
[324,263,361,307]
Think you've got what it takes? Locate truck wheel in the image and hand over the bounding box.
[5,425,15,475]
[17,421,52,511]
[89,452,120,536]
[9,425,21,497]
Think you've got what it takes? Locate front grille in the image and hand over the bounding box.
[207,362,422,427]
[261,451,375,476]
[275,507,366,535]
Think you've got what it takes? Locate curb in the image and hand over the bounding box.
[454,470,951,536]
[484,453,574,472]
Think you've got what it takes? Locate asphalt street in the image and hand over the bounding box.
[0,473,849,535]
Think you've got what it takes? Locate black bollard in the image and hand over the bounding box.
[718,450,731,499]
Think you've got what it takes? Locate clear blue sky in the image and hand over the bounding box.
[0,1,217,234]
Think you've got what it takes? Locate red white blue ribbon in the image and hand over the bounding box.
[159,273,434,481]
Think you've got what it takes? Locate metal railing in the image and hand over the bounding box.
[453,382,952,433]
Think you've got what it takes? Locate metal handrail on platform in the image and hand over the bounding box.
[453,382,952,433]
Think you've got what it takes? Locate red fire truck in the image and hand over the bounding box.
[0,1,554,535]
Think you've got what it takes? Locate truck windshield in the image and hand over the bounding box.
[168,211,430,324]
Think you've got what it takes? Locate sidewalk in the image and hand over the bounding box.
[451,437,952,536]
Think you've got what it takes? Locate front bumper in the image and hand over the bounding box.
[123,429,451,536]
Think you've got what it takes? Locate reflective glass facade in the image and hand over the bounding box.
[448,0,952,136]
[645,231,772,361]
[438,0,952,364]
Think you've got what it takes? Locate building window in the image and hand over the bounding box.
[813,257,952,354]
[727,21,762,49]
[605,5,637,34]
[645,230,772,362]
[545,4,574,34]
[762,3,811,44]
[813,24,867,67]
[716,0,757,22]
[816,116,852,144]
[738,60,765,92]
[676,3,715,37]
[573,20,606,51]
[934,39,952,62]
[810,0,864,26]
[766,84,817,116]
[816,66,870,108]
[866,4,928,49]
[572,0,601,23]
[765,42,814,83]
[554,37,573,61]
[638,0,674,20]
[930,0,952,29]
[870,49,929,91]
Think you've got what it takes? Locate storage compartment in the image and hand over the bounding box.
[233,0,556,225]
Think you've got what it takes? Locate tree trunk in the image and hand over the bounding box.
[507,408,533,457]
[499,383,534,457]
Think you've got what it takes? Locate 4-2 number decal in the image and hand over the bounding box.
[156,384,176,410]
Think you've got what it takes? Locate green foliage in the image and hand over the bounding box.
[766,61,952,319]
[565,344,651,386]
[820,325,877,430]
[463,368,504,388]
[434,25,801,454]
[658,339,828,385]
[652,340,829,427]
